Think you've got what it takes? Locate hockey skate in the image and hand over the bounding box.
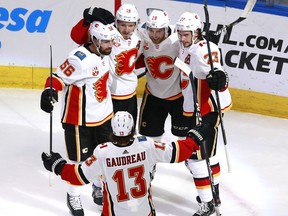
[194,195,222,216]
[92,184,103,210]
[195,183,221,215]
[213,184,222,215]
[193,196,216,216]
[67,193,84,216]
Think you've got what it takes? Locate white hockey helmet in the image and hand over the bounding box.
[89,21,117,42]
[176,12,202,33]
[116,3,139,23]
[111,111,134,137]
[146,9,170,29]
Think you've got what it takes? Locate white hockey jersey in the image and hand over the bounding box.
[45,45,113,126]
[139,29,182,100]
[179,40,232,116]
[60,136,199,216]
[109,31,142,100]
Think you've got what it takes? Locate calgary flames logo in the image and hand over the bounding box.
[115,48,138,76]
[93,72,109,102]
[146,56,174,79]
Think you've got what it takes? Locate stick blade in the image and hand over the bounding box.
[173,57,191,76]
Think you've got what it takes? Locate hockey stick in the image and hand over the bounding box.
[204,1,231,214]
[204,0,232,174]
[213,0,256,36]
[174,57,219,213]
[137,68,148,79]
[49,45,53,186]
[174,57,202,125]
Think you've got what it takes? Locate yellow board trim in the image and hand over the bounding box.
[0,65,52,89]
[1,65,287,119]
[229,88,288,119]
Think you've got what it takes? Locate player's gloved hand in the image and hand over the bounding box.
[206,68,228,91]
[40,88,58,113]
[83,7,115,26]
[41,152,67,175]
[187,123,212,145]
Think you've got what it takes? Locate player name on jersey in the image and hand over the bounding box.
[106,151,146,167]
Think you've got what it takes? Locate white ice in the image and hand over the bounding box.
[0,88,287,216]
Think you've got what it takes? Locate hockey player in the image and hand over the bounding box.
[71,4,142,126]
[40,21,117,216]
[70,4,143,208]
[137,9,190,142]
[135,9,191,181]
[175,12,232,216]
[41,111,213,216]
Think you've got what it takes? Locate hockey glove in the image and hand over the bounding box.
[187,123,211,145]
[40,88,58,113]
[83,7,115,26]
[206,68,228,91]
[41,152,67,175]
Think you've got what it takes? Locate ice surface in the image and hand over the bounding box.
[0,88,287,216]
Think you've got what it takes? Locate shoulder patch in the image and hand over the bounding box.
[74,51,86,60]
[137,136,147,142]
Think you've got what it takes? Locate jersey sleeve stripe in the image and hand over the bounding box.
[76,164,90,184]
[61,164,90,185]
[170,141,180,163]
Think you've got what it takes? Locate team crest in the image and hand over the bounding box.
[115,49,138,76]
[92,66,99,76]
[93,72,109,102]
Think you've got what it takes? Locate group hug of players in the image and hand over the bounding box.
[41,3,232,216]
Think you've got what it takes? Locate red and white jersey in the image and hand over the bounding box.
[69,19,142,100]
[109,31,143,100]
[139,29,182,100]
[60,136,199,216]
[45,45,113,126]
[179,40,232,116]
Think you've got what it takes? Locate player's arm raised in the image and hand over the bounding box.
[154,123,213,163]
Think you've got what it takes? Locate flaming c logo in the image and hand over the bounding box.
[115,48,138,76]
[93,72,109,102]
[146,56,174,79]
